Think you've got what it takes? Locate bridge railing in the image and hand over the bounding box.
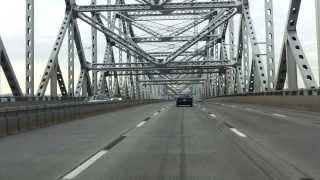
[224,88,320,97]
[0,96,86,103]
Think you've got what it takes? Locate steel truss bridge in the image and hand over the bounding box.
[0,0,319,99]
[1,0,320,180]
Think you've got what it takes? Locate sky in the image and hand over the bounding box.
[0,0,319,94]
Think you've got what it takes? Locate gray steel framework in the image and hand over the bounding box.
[0,0,318,99]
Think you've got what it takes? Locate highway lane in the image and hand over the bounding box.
[0,102,169,180]
[0,100,318,180]
[202,100,320,179]
[68,105,304,180]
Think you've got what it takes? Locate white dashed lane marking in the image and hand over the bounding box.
[272,113,287,118]
[230,128,247,138]
[63,150,108,179]
[136,121,146,128]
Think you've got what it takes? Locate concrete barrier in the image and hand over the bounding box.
[6,108,19,135]
[207,96,320,112]
[0,100,164,138]
[0,108,6,137]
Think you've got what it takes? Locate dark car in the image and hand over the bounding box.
[176,95,193,107]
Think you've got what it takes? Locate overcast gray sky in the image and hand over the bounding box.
[0,0,319,94]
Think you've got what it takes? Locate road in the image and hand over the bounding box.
[0,100,319,180]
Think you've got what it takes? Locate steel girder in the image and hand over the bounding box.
[26,0,34,96]
[317,0,320,86]
[116,13,162,37]
[264,0,275,89]
[234,15,244,93]
[142,82,205,86]
[93,60,228,67]
[0,37,23,96]
[90,64,235,72]
[73,19,93,97]
[36,12,72,96]
[91,70,219,76]
[167,10,218,37]
[275,0,318,90]
[138,78,206,82]
[91,0,98,95]
[242,1,268,92]
[78,12,158,64]
[75,1,241,12]
[68,19,75,96]
[128,9,209,17]
[132,35,217,43]
[165,8,237,63]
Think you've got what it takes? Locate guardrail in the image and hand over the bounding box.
[205,89,320,112]
[0,96,86,103]
[0,100,162,138]
[219,88,320,97]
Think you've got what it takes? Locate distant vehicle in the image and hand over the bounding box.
[110,97,123,101]
[176,95,193,107]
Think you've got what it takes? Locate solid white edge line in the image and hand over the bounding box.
[230,128,247,138]
[63,150,108,179]
[272,113,287,118]
[136,121,146,128]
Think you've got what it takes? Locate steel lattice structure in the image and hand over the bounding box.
[0,0,319,99]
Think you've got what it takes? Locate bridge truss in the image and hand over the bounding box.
[0,0,319,99]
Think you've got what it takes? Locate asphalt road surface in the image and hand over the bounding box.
[0,100,319,180]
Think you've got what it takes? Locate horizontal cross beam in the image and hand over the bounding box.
[89,64,235,71]
[75,1,241,12]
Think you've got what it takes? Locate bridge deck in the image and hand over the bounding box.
[0,101,319,180]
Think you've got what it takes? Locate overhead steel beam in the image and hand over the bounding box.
[165,8,237,63]
[128,9,210,18]
[138,78,206,82]
[78,12,158,64]
[132,35,218,43]
[168,10,217,37]
[142,82,205,86]
[75,1,242,12]
[90,64,235,71]
[93,60,228,66]
[116,13,162,37]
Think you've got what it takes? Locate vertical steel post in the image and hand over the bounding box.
[68,20,75,96]
[316,0,320,85]
[229,18,235,60]
[91,0,98,95]
[228,18,235,94]
[265,0,275,89]
[51,59,58,97]
[242,23,250,92]
[26,0,34,96]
